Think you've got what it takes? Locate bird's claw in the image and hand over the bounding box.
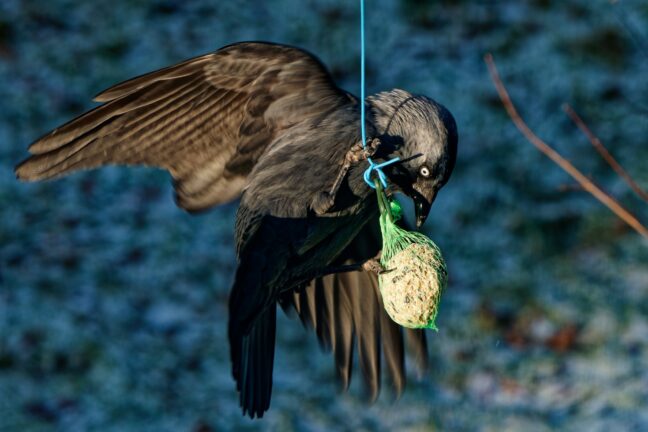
[347,138,380,164]
[362,258,391,274]
[366,137,381,156]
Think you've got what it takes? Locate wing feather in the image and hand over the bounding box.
[93,55,211,102]
[16,42,352,212]
[283,220,430,399]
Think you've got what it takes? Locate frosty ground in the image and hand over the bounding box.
[1,1,647,431]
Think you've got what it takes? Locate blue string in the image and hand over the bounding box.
[360,0,366,148]
[360,0,400,189]
[363,157,401,188]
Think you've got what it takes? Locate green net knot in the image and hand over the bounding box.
[389,200,403,222]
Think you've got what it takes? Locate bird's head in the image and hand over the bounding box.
[368,89,458,229]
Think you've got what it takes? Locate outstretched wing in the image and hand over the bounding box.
[15,42,354,212]
[281,219,429,401]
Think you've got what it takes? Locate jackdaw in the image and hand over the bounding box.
[15,42,458,418]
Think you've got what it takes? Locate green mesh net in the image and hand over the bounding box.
[375,180,448,330]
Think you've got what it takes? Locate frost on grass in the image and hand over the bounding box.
[2,0,648,430]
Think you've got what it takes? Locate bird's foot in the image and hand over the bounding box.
[362,258,391,275]
[346,138,380,164]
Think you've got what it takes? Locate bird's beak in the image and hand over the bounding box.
[382,165,437,228]
[412,189,437,229]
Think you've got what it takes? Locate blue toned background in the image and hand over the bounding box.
[1,1,647,430]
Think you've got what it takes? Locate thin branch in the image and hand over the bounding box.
[484,53,648,240]
[562,103,648,203]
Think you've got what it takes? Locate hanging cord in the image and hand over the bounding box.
[360,0,400,189]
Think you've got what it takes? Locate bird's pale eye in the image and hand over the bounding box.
[419,165,431,178]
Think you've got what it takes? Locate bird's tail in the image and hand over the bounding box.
[229,305,277,419]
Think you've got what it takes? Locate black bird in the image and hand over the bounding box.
[15,42,458,418]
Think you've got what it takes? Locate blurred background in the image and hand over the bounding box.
[1,1,647,430]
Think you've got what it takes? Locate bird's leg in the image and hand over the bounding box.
[308,251,390,280]
[312,138,381,215]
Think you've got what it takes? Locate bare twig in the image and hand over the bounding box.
[562,104,648,203]
[484,53,648,240]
